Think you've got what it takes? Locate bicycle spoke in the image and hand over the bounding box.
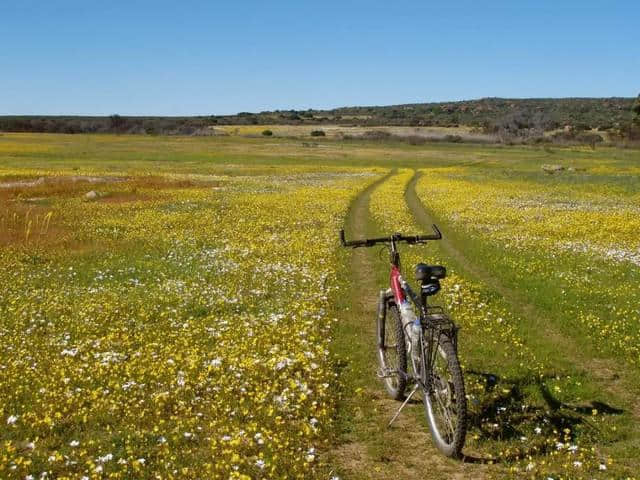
[433,387,456,439]
[422,332,466,456]
[378,302,407,400]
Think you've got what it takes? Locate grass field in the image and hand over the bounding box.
[1,133,639,479]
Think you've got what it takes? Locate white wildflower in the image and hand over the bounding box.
[97,453,113,463]
[206,358,222,367]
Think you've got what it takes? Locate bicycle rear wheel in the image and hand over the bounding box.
[422,332,467,457]
[377,298,407,400]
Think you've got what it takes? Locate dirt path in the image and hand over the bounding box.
[329,173,487,480]
[405,171,640,419]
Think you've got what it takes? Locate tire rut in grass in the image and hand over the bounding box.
[329,171,486,480]
[405,171,640,421]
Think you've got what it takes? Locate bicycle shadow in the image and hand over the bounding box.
[459,370,623,464]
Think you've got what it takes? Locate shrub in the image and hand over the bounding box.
[310,130,325,137]
[406,135,427,145]
[575,132,603,144]
[262,129,273,136]
[632,94,640,125]
[109,114,129,132]
[493,109,554,142]
[361,130,392,140]
[551,130,603,147]
[527,136,552,145]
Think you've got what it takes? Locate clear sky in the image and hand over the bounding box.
[1,0,638,115]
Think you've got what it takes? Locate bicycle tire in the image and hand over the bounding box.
[377,300,407,400]
[422,332,467,457]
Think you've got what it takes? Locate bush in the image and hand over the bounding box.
[109,114,129,133]
[262,129,273,136]
[632,94,640,125]
[406,135,427,145]
[575,132,603,144]
[551,130,604,147]
[526,136,552,145]
[361,130,392,140]
[493,109,554,142]
[621,125,640,141]
[310,130,325,137]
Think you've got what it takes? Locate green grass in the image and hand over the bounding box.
[1,133,639,479]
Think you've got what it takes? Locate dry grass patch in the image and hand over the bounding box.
[0,175,127,199]
[0,201,62,247]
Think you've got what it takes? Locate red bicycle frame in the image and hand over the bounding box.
[389,243,406,305]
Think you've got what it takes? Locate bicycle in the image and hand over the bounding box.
[340,225,467,457]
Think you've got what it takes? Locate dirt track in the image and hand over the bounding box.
[329,172,487,480]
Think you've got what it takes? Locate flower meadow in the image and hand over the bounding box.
[2,133,639,479]
[416,166,640,367]
[0,169,379,479]
[369,170,625,478]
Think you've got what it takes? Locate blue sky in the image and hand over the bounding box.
[1,0,638,115]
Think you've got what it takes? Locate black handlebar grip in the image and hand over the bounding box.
[340,225,442,248]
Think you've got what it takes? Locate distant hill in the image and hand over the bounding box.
[1,97,637,135]
[215,97,635,130]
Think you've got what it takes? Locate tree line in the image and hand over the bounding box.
[1,96,639,144]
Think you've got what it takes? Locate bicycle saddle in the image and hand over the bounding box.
[415,263,447,282]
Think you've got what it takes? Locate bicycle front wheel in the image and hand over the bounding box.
[422,333,467,457]
[377,299,407,400]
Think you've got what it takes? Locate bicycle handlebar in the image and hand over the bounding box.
[339,224,442,248]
